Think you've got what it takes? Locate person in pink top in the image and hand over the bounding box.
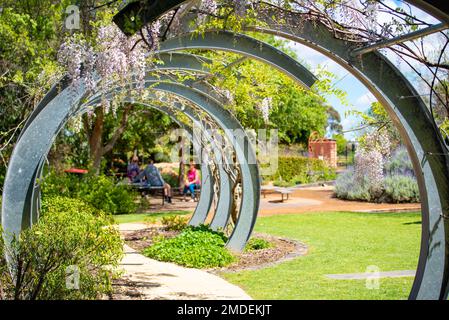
[182,161,200,202]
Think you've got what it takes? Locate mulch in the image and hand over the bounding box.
[123,226,308,272]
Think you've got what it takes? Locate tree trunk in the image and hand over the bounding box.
[89,108,105,175]
[86,105,134,175]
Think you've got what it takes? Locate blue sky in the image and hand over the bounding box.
[283,0,442,140]
[287,40,376,140]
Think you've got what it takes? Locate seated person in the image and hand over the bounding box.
[127,156,140,182]
[183,161,200,202]
[134,158,172,203]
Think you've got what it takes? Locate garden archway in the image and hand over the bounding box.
[2,0,449,300]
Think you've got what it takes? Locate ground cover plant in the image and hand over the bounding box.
[143,225,235,268]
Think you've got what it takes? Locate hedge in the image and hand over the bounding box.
[262,156,336,184]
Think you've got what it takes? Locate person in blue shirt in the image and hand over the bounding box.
[127,156,140,181]
[134,158,172,203]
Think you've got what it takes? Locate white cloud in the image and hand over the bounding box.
[341,116,362,140]
[354,92,376,110]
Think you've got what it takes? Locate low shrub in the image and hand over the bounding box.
[79,175,136,215]
[245,238,272,251]
[273,180,295,187]
[383,175,420,203]
[335,168,420,203]
[161,172,179,188]
[0,196,123,300]
[335,170,372,202]
[384,146,414,176]
[143,225,235,268]
[263,156,335,185]
[41,171,137,215]
[161,215,188,231]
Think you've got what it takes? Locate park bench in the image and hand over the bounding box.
[131,182,166,205]
[261,186,293,202]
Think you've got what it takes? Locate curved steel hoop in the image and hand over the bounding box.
[83,78,260,251]
[4,0,449,299]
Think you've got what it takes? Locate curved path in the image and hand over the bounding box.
[112,223,251,300]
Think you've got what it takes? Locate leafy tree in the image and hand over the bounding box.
[333,133,348,155]
[0,0,69,189]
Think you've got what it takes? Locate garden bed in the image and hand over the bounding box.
[123,226,308,272]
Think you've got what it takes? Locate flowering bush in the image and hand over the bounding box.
[335,144,419,203]
[384,146,414,176]
[335,170,372,202]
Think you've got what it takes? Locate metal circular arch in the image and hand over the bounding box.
[3,0,448,299]
[239,18,449,300]
[76,99,218,228]
[82,73,244,232]
[143,24,449,299]
[82,78,260,251]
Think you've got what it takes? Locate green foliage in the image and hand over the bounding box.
[384,176,420,203]
[143,225,235,269]
[161,215,189,231]
[245,238,273,252]
[41,171,137,215]
[79,175,136,215]
[264,156,336,185]
[161,171,179,188]
[335,170,420,203]
[0,196,123,300]
[333,134,348,155]
[203,40,343,145]
[351,102,402,149]
[102,105,178,169]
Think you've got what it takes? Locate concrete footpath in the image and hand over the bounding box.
[113,223,251,300]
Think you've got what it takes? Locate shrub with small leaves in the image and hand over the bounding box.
[0,196,123,300]
[383,175,419,203]
[161,215,188,231]
[42,171,137,215]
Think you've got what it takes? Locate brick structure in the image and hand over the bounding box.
[308,134,337,168]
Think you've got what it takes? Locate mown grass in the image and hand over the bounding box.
[221,211,421,300]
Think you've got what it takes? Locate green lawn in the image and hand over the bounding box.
[113,210,190,224]
[221,211,421,300]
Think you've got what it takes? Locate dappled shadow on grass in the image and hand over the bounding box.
[403,221,422,225]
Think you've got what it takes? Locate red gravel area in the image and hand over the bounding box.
[259,187,421,216]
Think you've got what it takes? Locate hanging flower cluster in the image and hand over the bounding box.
[259,97,272,124]
[57,23,158,98]
[365,1,379,38]
[363,130,392,157]
[339,0,365,29]
[354,148,384,188]
[200,0,218,15]
[353,129,393,190]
